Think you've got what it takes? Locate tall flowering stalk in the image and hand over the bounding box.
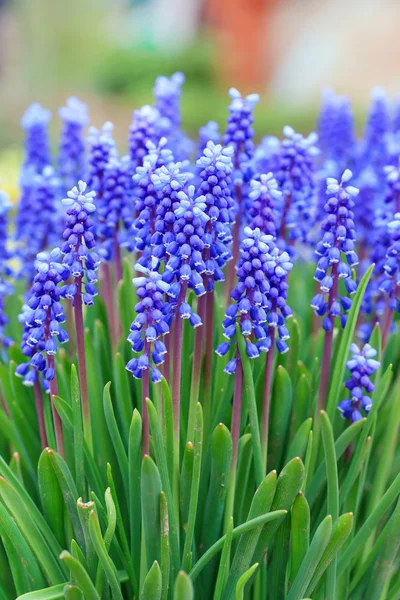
[312,170,359,410]
[218,227,293,469]
[58,96,89,191]
[338,343,380,422]
[362,87,390,172]
[21,103,52,171]
[317,89,355,166]
[380,212,400,346]
[0,190,13,353]
[61,181,100,449]
[223,88,259,296]
[128,258,173,454]
[128,105,161,171]
[15,249,69,453]
[247,172,281,236]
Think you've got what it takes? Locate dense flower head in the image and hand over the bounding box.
[98,155,134,257]
[128,104,161,170]
[198,120,220,155]
[0,190,12,349]
[362,87,390,171]
[247,172,282,236]
[21,103,52,171]
[275,126,319,242]
[312,170,359,330]
[153,72,185,131]
[87,122,116,196]
[379,212,400,311]
[15,248,69,388]
[338,343,380,421]
[383,158,400,211]
[222,87,259,171]
[161,184,209,300]
[61,181,100,306]
[58,96,89,190]
[217,227,293,373]
[127,259,173,383]
[317,89,355,164]
[252,135,281,176]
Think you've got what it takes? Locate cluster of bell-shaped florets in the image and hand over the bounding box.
[15,249,69,388]
[222,88,259,172]
[126,258,173,383]
[61,181,100,306]
[217,227,293,374]
[58,96,89,191]
[311,170,359,330]
[198,121,220,156]
[0,190,13,350]
[247,172,282,237]
[98,155,135,259]
[21,103,52,171]
[379,212,400,311]
[86,122,116,198]
[128,104,161,171]
[317,88,355,165]
[361,87,391,172]
[275,126,319,243]
[338,343,380,422]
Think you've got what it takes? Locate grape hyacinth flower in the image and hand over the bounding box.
[61,181,100,448]
[0,190,13,351]
[198,120,220,156]
[380,212,400,345]
[15,249,69,453]
[338,343,380,422]
[247,172,282,237]
[21,103,52,171]
[223,88,259,296]
[275,126,319,244]
[312,170,359,410]
[127,258,173,453]
[317,89,355,165]
[128,105,161,171]
[58,96,89,191]
[87,121,116,197]
[99,155,134,281]
[362,87,390,172]
[153,72,185,133]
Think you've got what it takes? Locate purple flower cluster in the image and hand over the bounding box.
[379,212,400,311]
[127,259,173,383]
[21,103,52,171]
[317,89,355,164]
[362,87,390,171]
[198,121,220,155]
[247,173,281,237]
[338,343,380,421]
[217,227,293,374]
[58,96,89,190]
[312,170,359,331]
[61,181,100,306]
[128,104,161,171]
[15,249,69,388]
[87,122,116,197]
[222,88,259,172]
[0,190,12,350]
[153,72,185,133]
[275,126,319,242]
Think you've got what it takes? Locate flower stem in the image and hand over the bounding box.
[224,353,243,529]
[317,262,338,412]
[102,263,117,347]
[142,340,150,456]
[113,230,122,342]
[202,289,214,434]
[186,293,205,443]
[261,328,275,471]
[34,378,47,448]
[48,354,64,457]
[225,181,242,303]
[73,277,92,453]
[382,298,394,350]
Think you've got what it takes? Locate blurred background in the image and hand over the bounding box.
[1,0,400,194]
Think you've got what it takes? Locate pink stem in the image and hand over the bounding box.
[225,181,242,303]
[317,262,339,412]
[231,352,243,470]
[172,282,188,439]
[34,378,48,448]
[261,327,275,467]
[73,278,92,449]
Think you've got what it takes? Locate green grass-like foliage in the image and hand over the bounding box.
[1,260,400,599]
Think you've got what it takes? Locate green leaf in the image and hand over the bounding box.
[38,450,65,548]
[182,403,203,573]
[253,457,305,564]
[325,264,374,421]
[141,455,162,568]
[236,325,264,486]
[306,513,353,596]
[290,493,310,585]
[63,584,83,600]
[160,377,174,485]
[180,442,194,534]
[77,499,97,580]
[268,365,293,470]
[214,517,233,600]
[189,510,287,582]
[222,470,277,599]
[320,411,339,598]
[103,382,129,502]
[88,510,123,600]
[141,561,162,600]
[16,584,65,600]
[160,492,170,600]
[128,409,142,584]
[71,365,85,500]
[286,418,313,464]
[287,515,332,600]
[235,563,258,600]
[112,353,132,447]
[0,477,65,585]
[173,571,193,600]
[59,552,100,600]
